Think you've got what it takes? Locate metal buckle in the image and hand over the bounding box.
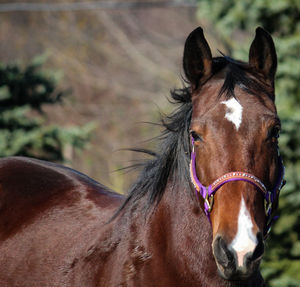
[265,192,272,216]
[205,193,214,213]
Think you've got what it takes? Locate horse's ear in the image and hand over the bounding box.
[183,27,212,90]
[249,27,277,87]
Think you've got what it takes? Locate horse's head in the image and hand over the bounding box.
[184,27,283,281]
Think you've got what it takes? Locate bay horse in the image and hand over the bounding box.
[0,27,284,287]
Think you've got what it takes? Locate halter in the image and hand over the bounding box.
[189,137,285,238]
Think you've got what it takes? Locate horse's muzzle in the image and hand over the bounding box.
[212,233,264,281]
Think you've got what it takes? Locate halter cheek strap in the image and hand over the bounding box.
[189,137,285,238]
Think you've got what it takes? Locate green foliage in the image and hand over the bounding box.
[197,1,300,285]
[0,57,94,161]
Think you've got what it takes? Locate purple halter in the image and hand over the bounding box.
[189,137,285,238]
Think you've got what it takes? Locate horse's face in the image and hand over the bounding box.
[184,28,279,280]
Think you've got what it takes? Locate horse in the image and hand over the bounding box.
[0,27,284,287]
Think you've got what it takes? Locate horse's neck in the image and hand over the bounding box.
[108,182,220,286]
[144,183,222,286]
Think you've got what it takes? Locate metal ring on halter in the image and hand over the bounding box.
[205,193,214,213]
[265,192,272,216]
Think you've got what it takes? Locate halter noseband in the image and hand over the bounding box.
[189,137,285,238]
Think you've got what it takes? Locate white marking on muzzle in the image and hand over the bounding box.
[230,197,257,267]
[221,98,243,130]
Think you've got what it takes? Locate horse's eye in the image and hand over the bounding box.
[268,125,280,142]
[190,131,202,142]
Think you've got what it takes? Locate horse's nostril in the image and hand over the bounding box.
[251,233,264,261]
[213,236,234,267]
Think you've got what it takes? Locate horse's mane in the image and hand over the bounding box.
[114,56,272,217]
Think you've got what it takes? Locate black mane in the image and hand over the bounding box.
[115,56,272,216]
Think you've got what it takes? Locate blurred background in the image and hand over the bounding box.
[0,0,299,286]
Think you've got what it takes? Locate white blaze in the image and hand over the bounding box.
[221,98,243,130]
[230,197,257,267]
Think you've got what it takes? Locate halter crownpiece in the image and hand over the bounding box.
[189,136,285,238]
